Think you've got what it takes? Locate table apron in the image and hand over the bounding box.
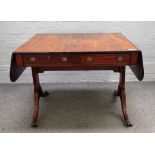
[17,53,138,67]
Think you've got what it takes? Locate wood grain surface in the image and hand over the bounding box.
[15,33,139,53]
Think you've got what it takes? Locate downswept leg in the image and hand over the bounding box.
[114,67,132,127]
[31,67,49,127]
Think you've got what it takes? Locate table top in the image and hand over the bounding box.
[15,33,139,53]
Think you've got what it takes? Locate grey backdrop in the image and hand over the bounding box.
[0,21,155,83]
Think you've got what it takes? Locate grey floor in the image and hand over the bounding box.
[0,82,155,133]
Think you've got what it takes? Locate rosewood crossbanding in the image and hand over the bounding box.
[10,33,144,127]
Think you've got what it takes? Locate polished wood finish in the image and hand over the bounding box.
[10,33,144,127]
[16,33,139,53]
[31,67,49,127]
[22,53,134,67]
[114,66,132,126]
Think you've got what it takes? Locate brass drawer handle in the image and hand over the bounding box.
[29,57,36,62]
[47,56,51,59]
[87,57,92,63]
[62,57,68,63]
[117,56,123,62]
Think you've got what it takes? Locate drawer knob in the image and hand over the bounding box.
[30,57,36,62]
[62,57,68,63]
[87,57,92,63]
[118,56,123,62]
[47,56,51,59]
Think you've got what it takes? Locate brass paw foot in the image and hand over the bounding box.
[31,119,38,127]
[125,120,133,127]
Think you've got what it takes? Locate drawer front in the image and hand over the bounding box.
[22,53,131,67]
[23,54,79,66]
[80,54,131,66]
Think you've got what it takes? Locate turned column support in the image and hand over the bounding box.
[31,67,49,127]
[114,66,132,127]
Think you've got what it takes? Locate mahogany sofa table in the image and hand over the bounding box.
[10,33,144,127]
